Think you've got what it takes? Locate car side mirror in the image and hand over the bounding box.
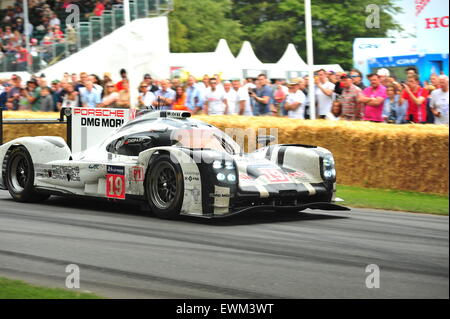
[256,135,276,146]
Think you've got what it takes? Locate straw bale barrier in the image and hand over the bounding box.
[2,112,448,194]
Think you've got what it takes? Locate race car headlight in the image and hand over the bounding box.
[322,154,336,181]
[227,173,236,182]
[213,160,222,169]
[225,161,234,170]
[212,160,237,184]
[323,154,335,168]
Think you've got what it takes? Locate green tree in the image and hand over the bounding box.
[232,0,403,69]
[168,0,244,54]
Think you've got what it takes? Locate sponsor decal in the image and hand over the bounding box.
[37,165,80,182]
[184,171,200,183]
[192,187,201,203]
[106,165,126,199]
[211,192,232,198]
[131,166,144,182]
[287,171,306,179]
[73,108,126,118]
[107,165,125,175]
[239,173,253,181]
[88,164,101,171]
[80,117,125,128]
[258,168,289,183]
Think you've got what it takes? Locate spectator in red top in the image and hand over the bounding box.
[15,45,30,71]
[94,1,106,17]
[115,69,128,92]
[401,74,429,123]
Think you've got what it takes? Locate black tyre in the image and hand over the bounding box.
[5,146,49,203]
[145,154,184,219]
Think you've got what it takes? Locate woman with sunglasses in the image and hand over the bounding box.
[137,82,156,109]
[98,81,119,108]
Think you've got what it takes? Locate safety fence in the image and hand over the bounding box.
[0,0,173,73]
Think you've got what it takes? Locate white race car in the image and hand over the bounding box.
[0,110,348,218]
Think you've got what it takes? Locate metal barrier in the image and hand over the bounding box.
[0,108,72,150]
[1,0,173,73]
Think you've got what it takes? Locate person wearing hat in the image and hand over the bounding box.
[339,73,363,121]
[284,80,306,119]
[143,74,158,93]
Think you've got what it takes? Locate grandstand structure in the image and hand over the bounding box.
[0,0,173,73]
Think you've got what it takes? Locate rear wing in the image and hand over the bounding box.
[69,108,136,153]
[0,107,136,153]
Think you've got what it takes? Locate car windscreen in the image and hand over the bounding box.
[171,128,241,155]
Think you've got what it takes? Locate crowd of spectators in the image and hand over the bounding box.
[0,66,448,125]
[0,1,122,70]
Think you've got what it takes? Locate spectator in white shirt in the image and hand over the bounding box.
[315,69,335,119]
[223,80,239,114]
[204,78,228,115]
[284,80,306,119]
[236,79,253,116]
[137,82,156,109]
[431,75,449,125]
[98,81,119,108]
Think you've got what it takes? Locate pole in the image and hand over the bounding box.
[305,0,316,120]
[123,0,137,109]
[23,0,32,73]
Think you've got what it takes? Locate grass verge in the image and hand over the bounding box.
[336,185,449,215]
[0,277,103,299]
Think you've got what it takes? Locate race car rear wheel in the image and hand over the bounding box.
[5,146,49,203]
[146,154,184,219]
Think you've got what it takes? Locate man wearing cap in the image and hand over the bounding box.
[144,74,158,93]
[376,68,391,87]
[339,74,363,121]
[284,80,306,119]
[358,73,387,122]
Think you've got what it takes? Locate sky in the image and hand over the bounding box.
[388,0,417,37]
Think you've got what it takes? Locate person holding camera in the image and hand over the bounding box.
[382,85,406,124]
[249,74,272,116]
[400,74,429,123]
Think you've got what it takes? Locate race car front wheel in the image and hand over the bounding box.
[146,154,184,219]
[5,146,49,203]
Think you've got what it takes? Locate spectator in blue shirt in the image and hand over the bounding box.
[79,80,101,108]
[249,73,273,115]
[185,76,203,114]
[153,79,176,110]
[382,85,407,124]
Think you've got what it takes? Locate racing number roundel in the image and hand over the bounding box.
[106,165,126,199]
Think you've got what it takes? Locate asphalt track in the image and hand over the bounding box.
[0,190,448,299]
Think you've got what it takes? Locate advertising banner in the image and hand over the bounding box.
[71,107,136,153]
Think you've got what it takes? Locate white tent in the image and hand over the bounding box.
[277,43,308,68]
[266,43,308,79]
[42,17,171,83]
[235,41,266,78]
[168,39,241,79]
